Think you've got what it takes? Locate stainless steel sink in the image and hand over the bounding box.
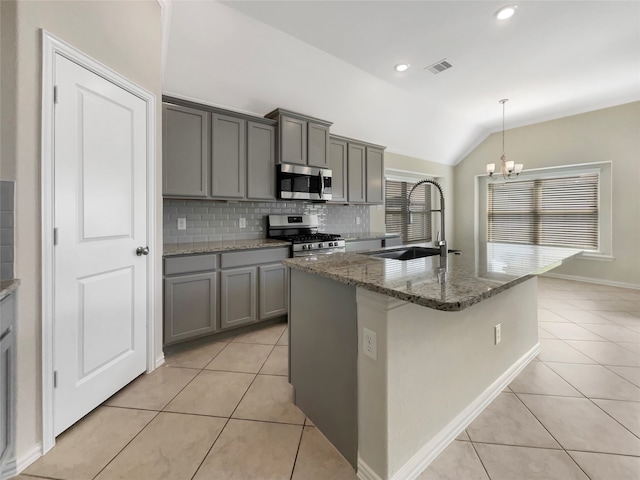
[365,247,441,261]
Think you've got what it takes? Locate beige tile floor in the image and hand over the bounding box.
[16,277,640,480]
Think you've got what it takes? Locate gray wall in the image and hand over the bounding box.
[163,199,372,244]
[454,102,640,287]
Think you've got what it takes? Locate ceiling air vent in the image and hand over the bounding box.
[425,59,453,75]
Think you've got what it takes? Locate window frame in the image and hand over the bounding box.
[477,162,613,261]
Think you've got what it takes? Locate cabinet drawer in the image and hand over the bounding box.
[345,239,382,252]
[220,248,289,269]
[164,254,218,275]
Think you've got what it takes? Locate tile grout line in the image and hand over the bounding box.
[468,439,493,480]
[189,334,288,480]
[288,422,306,480]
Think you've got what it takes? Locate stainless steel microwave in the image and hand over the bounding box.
[277,164,332,201]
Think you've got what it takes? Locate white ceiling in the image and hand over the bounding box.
[163,1,640,165]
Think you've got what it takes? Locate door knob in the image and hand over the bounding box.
[136,246,150,256]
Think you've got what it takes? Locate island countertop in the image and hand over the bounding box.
[284,242,582,311]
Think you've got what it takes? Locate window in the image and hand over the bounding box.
[385,179,432,243]
[487,173,599,250]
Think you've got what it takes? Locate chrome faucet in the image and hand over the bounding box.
[407,179,447,258]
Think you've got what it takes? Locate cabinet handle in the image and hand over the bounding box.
[0,325,11,342]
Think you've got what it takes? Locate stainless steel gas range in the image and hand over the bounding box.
[267,214,346,257]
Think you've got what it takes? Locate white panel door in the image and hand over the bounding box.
[53,54,148,435]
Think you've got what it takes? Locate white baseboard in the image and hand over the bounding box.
[357,455,384,480]
[542,272,640,290]
[377,344,540,480]
[0,458,16,480]
[11,442,43,477]
[154,354,165,370]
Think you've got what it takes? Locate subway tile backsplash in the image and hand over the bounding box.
[0,181,14,280]
[163,199,371,244]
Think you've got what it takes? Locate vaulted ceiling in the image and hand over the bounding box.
[163,1,640,165]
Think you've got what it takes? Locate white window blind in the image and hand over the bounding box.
[488,173,599,250]
[385,179,432,243]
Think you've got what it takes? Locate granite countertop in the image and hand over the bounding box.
[0,279,20,300]
[284,242,582,311]
[339,232,401,241]
[164,238,291,256]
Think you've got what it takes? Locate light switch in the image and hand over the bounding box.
[177,218,186,230]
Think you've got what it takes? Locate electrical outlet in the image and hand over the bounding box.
[363,327,377,360]
[239,217,246,229]
[177,217,186,230]
[494,324,501,345]
[356,216,361,225]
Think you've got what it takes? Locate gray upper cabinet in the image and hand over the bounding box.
[329,137,348,203]
[211,113,246,199]
[308,123,330,169]
[265,109,332,167]
[247,122,276,200]
[347,143,366,203]
[280,116,307,165]
[366,147,385,204]
[162,104,209,197]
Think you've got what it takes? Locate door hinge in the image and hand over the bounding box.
[53,370,58,388]
[53,228,58,246]
[53,86,58,104]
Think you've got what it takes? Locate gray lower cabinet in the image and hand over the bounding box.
[0,293,16,476]
[347,143,366,203]
[247,122,276,200]
[220,267,257,329]
[162,103,209,197]
[329,137,348,202]
[164,272,217,345]
[366,146,384,204]
[211,113,246,198]
[345,239,383,252]
[259,263,288,319]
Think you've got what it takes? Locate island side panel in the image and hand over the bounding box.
[289,269,358,468]
[357,277,539,479]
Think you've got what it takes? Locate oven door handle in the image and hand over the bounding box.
[318,171,324,199]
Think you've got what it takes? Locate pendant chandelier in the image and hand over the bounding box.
[486,99,523,179]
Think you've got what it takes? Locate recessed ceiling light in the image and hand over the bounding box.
[495,5,518,20]
[395,63,410,72]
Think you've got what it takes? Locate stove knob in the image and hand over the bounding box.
[302,245,308,250]
[328,242,334,247]
[318,243,324,248]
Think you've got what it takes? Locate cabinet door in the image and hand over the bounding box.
[347,143,366,203]
[164,273,217,345]
[247,122,276,200]
[162,103,209,197]
[280,116,307,165]
[259,263,288,320]
[307,123,330,168]
[211,113,246,198]
[220,267,257,330]
[366,147,384,204]
[345,239,383,252]
[0,294,14,470]
[328,138,348,202]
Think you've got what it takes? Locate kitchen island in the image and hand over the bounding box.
[284,242,581,480]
